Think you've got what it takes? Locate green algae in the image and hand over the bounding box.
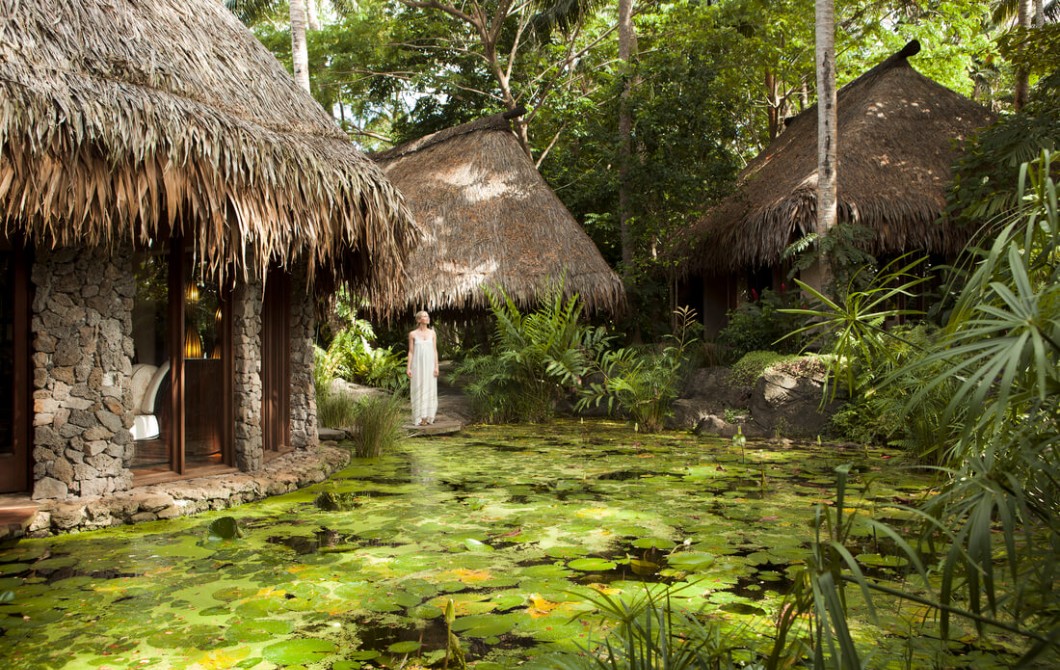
[0,420,1019,668]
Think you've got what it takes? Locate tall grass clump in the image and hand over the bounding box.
[350,395,405,458]
[313,349,359,429]
[553,584,748,670]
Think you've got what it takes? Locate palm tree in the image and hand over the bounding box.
[618,0,636,284]
[804,0,837,293]
[290,0,310,92]
[225,0,319,93]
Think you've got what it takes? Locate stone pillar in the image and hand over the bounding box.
[288,267,318,450]
[231,273,264,471]
[30,246,136,500]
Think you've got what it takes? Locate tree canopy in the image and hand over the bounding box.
[229,0,1052,329]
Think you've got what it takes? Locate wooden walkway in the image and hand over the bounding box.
[404,416,464,437]
[0,495,39,541]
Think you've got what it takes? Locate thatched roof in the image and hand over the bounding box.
[374,111,624,313]
[677,41,995,275]
[0,0,417,305]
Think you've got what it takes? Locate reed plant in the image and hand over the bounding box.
[315,384,361,429]
[350,394,405,458]
[554,584,748,670]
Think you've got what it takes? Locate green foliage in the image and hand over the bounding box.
[350,394,406,458]
[949,41,1060,225]
[576,307,701,432]
[317,309,408,394]
[910,151,1060,466]
[782,154,1060,669]
[783,222,879,298]
[554,584,747,670]
[452,284,612,423]
[781,255,933,401]
[728,350,798,388]
[826,325,960,455]
[715,289,804,360]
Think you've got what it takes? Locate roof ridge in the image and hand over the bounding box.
[373,107,526,162]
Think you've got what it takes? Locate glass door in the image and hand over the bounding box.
[182,258,229,467]
[130,241,231,474]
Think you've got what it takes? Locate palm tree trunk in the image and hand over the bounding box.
[617,0,636,285]
[306,0,321,31]
[806,0,837,294]
[290,0,311,93]
[1014,0,1032,110]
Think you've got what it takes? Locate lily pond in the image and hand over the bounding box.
[0,421,1019,669]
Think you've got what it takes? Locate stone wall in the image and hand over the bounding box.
[21,441,350,537]
[232,275,265,471]
[30,247,136,500]
[26,248,322,501]
[288,268,318,449]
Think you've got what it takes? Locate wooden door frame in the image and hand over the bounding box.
[0,240,33,493]
[262,268,291,453]
[156,237,235,476]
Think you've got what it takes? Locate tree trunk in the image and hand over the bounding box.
[617,0,637,284]
[807,0,837,294]
[1014,0,1032,110]
[306,0,321,31]
[290,0,311,93]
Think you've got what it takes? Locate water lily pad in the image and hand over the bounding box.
[567,558,617,572]
[451,613,519,638]
[856,553,909,568]
[666,552,715,570]
[224,618,294,642]
[387,640,421,654]
[262,637,337,664]
[544,546,589,559]
[0,562,29,576]
[632,537,676,550]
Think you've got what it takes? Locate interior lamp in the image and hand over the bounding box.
[184,325,203,358]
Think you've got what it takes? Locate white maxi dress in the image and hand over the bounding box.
[410,331,437,424]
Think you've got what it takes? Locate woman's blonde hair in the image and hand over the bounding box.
[414,310,429,321]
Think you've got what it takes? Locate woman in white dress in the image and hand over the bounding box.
[406,310,439,425]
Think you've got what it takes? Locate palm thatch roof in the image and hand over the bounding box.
[677,41,995,275]
[0,0,417,306]
[373,111,625,313]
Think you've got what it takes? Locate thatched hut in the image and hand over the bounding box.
[676,41,995,335]
[374,111,624,314]
[0,0,416,500]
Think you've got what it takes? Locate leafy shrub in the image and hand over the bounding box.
[782,153,1060,668]
[826,325,958,452]
[351,394,405,458]
[577,307,701,432]
[452,283,612,423]
[715,288,803,360]
[318,312,408,393]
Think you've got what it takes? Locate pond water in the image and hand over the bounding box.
[0,421,1005,668]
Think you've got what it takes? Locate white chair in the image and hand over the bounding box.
[129,361,170,440]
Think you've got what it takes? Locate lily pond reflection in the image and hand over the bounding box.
[1,421,934,669]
